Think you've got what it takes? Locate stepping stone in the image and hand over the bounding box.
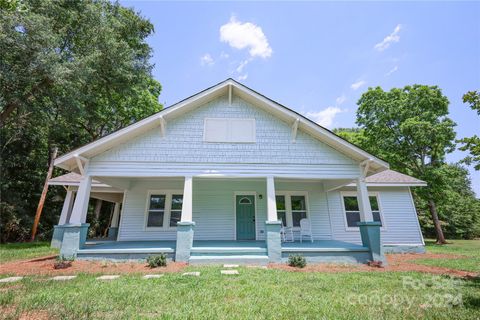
[0,276,23,283]
[223,264,239,268]
[182,272,200,277]
[247,265,267,269]
[96,275,120,280]
[51,276,76,281]
[143,274,164,279]
[221,270,239,275]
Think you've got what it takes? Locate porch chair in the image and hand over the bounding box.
[299,218,313,243]
[280,221,294,243]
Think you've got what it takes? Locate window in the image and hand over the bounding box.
[342,194,382,229]
[276,195,287,226]
[275,193,308,228]
[146,191,183,229]
[204,118,256,143]
[239,197,252,204]
[291,196,307,227]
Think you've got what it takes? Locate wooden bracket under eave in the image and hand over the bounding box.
[158,116,166,137]
[74,155,89,176]
[291,118,300,143]
[228,84,233,105]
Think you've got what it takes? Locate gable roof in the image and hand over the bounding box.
[54,78,389,173]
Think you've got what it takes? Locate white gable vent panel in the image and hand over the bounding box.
[204,118,256,143]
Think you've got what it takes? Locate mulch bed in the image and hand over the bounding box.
[0,253,477,278]
[269,253,478,278]
[0,256,187,276]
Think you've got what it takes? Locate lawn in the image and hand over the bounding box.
[412,239,480,273]
[0,242,58,263]
[1,268,479,320]
[1,240,479,319]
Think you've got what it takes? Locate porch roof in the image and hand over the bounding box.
[49,170,426,188]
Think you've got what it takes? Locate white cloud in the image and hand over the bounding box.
[237,73,248,81]
[200,53,214,66]
[335,95,347,105]
[220,51,229,59]
[236,59,250,73]
[305,107,343,128]
[350,80,366,91]
[220,16,272,59]
[385,65,399,76]
[374,24,402,51]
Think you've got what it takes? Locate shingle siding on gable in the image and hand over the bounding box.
[91,95,356,167]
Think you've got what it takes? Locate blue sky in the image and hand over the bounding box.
[122,1,480,196]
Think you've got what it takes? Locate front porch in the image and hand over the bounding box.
[76,239,371,264]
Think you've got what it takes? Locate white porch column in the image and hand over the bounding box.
[58,189,75,225]
[356,175,374,222]
[69,176,92,224]
[266,176,277,222]
[110,202,121,228]
[180,176,193,222]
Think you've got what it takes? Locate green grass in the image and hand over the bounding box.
[412,239,480,273]
[0,242,58,263]
[1,267,479,319]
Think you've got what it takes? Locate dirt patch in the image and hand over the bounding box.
[269,253,479,278]
[0,256,187,276]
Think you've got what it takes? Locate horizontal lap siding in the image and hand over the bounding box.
[118,179,184,241]
[276,181,331,239]
[329,187,424,245]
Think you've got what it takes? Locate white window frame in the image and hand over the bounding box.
[275,191,309,229]
[340,191,386,232]
[144,190,183,231]
[203,118,256,143]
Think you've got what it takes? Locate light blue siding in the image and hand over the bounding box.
[328,187,424,246]
[88,95,359,177]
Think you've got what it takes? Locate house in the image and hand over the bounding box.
[50,79,426,265]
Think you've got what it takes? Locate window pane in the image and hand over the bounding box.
[171,194,183,210]
[149,195,165,210]
[346,211,360,228]
[170,210,181,227]
[277,211,287,226]
[291,196,306,211]
[369,196,379,211]
[147,211,164,227]
[373,211,382,225]
[276,195,285,210]
[292,211,307,227]
[343,196,359,211]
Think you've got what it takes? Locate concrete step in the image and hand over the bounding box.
[189,255,269,265]
[190,246,267,256]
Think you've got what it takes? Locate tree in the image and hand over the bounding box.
[356,85,456,244]
[458,90,480,170]
[0,0,162,242]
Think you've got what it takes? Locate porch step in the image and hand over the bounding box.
[189,255,269,265]
[190,246,267,256]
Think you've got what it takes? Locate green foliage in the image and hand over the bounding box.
[458,90,480,170]
[288,254,306,268]
[0,0,162,242]
[414,164,480,239]
[147,254,167,268]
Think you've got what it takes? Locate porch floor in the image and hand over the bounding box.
[79,239,368,254]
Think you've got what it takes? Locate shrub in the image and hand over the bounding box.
[53,256,74,269]
[288,254,306,268]
[147,254,167,268]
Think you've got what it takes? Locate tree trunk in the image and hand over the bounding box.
[31,146,58,241]
[427,198,447,244]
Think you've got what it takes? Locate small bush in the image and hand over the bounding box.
[53,256,74,269]
[288,254,306,268]
[147,254,167,268]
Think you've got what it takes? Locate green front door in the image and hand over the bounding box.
[236,195,256,240]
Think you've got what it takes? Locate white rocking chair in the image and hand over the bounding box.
[280,222,294,243]
[299,218,313,243]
